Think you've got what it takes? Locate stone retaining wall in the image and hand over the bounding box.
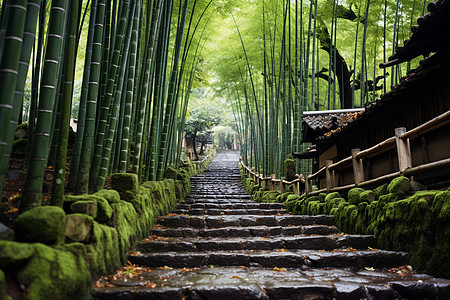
[241,165,450,279]
[0,151,215,300]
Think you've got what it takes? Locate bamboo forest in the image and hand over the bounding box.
[1,0,450,299]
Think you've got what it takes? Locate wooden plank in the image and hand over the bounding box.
[402,110,450,140]
[352,149,364,184]
[308,166,326,180]
[358,171,401,188]
[403,158,450,177]
[355,137,396,160]
[395,127,412,172]
[329,156,352,171]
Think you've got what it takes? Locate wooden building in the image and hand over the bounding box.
[299,0,450,190]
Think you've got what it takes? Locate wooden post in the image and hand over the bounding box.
[325,160,333,192]
[281,177,285,193]
[351,148,364,184]
[261,178,267,190]
[270,174,275,191]
[305,173,312,195]
[252,168,256,182]
[395,127,412,172]
[293,179,299,195]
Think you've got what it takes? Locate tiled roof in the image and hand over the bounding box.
[301,109,364,142]
[380,0,450,68]
[311,0,450,143]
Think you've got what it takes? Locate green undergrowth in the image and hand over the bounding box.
[0,152,215,300]
[241,168,450,279]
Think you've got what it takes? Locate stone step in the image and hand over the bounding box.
[171,208,287,216]
[183,199,254,204]
[94,266,450,300]
[185,194,251,199]
[127,249,409,269]
[176,202,285,210]
[149,225,340,238]
[136,234,376,252]
[156,215,335,229]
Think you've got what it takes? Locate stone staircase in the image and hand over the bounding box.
[95,151,450,299]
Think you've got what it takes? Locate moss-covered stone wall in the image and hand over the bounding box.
[241,168,450,279]
[0,154,215,300]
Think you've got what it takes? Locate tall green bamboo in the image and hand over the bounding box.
[0,0,40,197]
[51,0,81,206]
[21,0,67,211]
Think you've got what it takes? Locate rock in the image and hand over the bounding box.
[14,206,66,245]
[12,139,27,155]
[0,223,14,240]
[91,196,113,223]
[65,214,94,243]
[15,243,91,299]
[6,170,24,180]
[70,200,98,218]
[360,190,376,203]
[388,176,411,195]
[284,158,296,181]
[374,183,389,197]
[111,173,139,201]
[93,189,121,204]
[0,240,34,269]
[163,166,179,181]
[15,128,28,140]
[411,180,426,191]
[348,188,365,205]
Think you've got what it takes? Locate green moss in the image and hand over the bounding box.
[93,189,121,204]
[90,195,113,223]
[261,191,280,203]
[284,159,296,181]
[324,192,341,203]
[378,193,399,204]
[111,173,139,201]
[16,243,91,300]
[110,201,140,260]
[374,183,389,197]
[0,240,35,270]
[279,192,293,203]
[14,206,66,245]
[87,222,121,275]
[70,200,97,218]
[360,190,376,203]
[285,194,301,211]
[387,176,411,195]
[12,139,27,155]
[347,188,365,205]
[0,269,6,300]
[163,166,179,181]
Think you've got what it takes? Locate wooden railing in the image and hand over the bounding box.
[306,110,450,195]
[240,160,305,195]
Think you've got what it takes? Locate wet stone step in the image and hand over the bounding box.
[136,235,376,252]
[171,208,287,216]
[127,249,409,269]
[149,225,340,238]
[94,266,450,300]
[185,194,252,199]
[182,199,254,204]
[156,215,335,229]
[176,202,285,210]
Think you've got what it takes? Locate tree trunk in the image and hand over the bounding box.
[316,19,352,108]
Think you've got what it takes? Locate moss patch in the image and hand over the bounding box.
[14,206,66,245]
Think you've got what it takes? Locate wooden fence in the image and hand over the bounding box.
[241,109,450,197]
[240,160,305,195]
[306,110,450,195]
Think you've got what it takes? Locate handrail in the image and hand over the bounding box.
[241,109,450,197]
[355,137,396,160]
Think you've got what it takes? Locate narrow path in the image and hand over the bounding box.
[95,150,450,299]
